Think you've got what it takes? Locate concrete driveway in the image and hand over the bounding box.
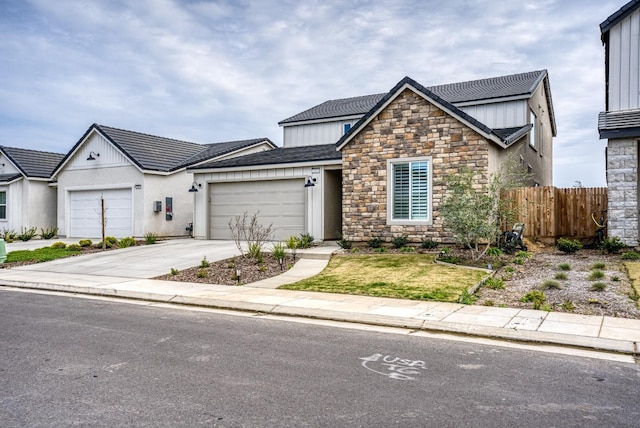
[5,239,239,278]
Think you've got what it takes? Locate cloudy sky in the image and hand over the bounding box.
[0,0,627,187]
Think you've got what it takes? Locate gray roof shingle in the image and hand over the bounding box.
[0,146,65,179]
[598,109,640,139]
[189,144,341,170]
[58,124,274,173]
[279,70,548,124]
[600,0,640,35]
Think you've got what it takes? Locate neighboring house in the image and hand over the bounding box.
[52,124,275,238]
[190,70,556,242]
[0,146,64,233]
[598,0,640,246]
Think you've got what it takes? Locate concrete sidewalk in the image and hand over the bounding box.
[1,240,639,358]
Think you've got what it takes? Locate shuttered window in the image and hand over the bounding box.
[391,160,429,221]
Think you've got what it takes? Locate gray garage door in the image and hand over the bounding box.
[69,189,132,238]
[209,179,305,241]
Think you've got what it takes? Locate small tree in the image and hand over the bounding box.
[228,211,273,258]
[440,156,530,261]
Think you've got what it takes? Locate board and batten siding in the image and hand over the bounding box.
[459,100,527,129]
[66,132,130,170]
[283,120,357,147]
[607,6,640,111]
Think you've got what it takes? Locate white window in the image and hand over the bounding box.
[529,109,537,149]
[387,157,432,224]
[0,191,6,219]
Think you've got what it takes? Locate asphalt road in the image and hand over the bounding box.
[1,289,639,428]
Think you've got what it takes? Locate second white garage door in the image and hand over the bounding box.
[69,189,133,238]
[209,179,305,241]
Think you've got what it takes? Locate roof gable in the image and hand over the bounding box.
[54,124,275,175]
[279,70,549,125]
[0,146,65,179]
[336,76,509,151]
[601,0,640,35]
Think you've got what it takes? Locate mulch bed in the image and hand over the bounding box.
[155,253,298,286]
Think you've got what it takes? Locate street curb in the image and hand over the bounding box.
[2,280,637,358]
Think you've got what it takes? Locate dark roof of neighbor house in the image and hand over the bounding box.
[189,144,341,170]
[57,124,274,174]
[279,70,549,125]
[598,109,640,139]
[600,0,640,35]
[0,146,65,179]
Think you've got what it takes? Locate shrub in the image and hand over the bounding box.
[119,237,136,248]
[373,247,387,253]
[17,227,37,242]
[554,272,568,280]
[40,227,58,240]
[196,269,207,278]
[588,270,605,280]
[170,268,179,276]
[200,256,210,268]
[51,241,67,249]
[286,235,299,260]
[78,239,92,247]
[590,282,607,291]
[2,229,16,242]
[391,235,409,249]
[556,238,582,254]
[400,246,415,252]
[144,232,158,245]
[557,263,571,271]
[458,289,477,305]
[420,238,439,249]
[561,300,576,311]
[591,262,606,270]
[67,243,82,251]
[298,233,314,249]
[271,242,287,271]
[541,279,562,290]
[515,251,531,259]
[105,236,118,246]
[622,251,640,260]
[368,237,383,249]
[486,247,502,258]
[512,257,525,265]
[520,290,546,310]
[601,236,626,254]
[336,233,352,250]
[247,242,262,261]
[484,277,505,290]
[504,266,515,273]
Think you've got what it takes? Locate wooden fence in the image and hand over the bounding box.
[501,186,608,243]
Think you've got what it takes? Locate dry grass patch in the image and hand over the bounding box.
[624,262,640,301]
[280,254,488,301]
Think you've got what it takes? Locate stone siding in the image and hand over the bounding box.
[341,89,491,243]
[606,138,639,246]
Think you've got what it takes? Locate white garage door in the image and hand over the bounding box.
[209,180,305,241]
[69,189,132,238]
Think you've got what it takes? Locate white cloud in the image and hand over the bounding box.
[0,0,629,185]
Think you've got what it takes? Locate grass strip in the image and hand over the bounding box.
[280,253,487,302]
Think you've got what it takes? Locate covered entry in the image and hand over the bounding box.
[69,189,132,238]
[208,179,305,241]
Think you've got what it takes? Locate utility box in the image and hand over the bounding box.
[165,197,173,221]
[153,201,162,212]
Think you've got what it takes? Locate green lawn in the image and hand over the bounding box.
[6,247,81,264]
[280,253,488,302]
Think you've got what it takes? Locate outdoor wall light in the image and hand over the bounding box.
[188,182,202,192]
[235,266,242,284]
[304,176,317,187]
[87,151,99,161]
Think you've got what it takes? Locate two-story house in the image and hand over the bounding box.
[599,0,640,247]
[190,70,556,242]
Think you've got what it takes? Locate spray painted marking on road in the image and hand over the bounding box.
[359,353,427,380]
